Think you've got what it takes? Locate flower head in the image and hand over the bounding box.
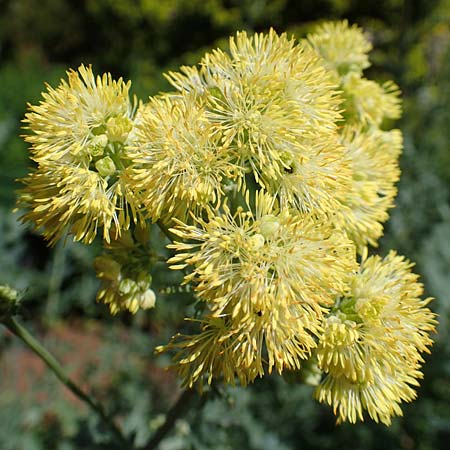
[315,251,436,424]
[305,20,372,76]
[269,133,352,214]
[166,29,344,214]
[24,64,134,164]
[17,163,140,245]
[304,21,400,127]
[129,93,241,222]
[170,192,356,315]
[334,126,402,251]
[18,65,142,244]
[157,316,265,388]
[342,74,402,126]
[165,192,357,381]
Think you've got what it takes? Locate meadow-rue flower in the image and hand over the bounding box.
[169,192,356,316]
[164,192,357,381]
[166,29,347,214]
[268,133,352,214]
[17,164,140,245]
[305,20,401,127]
[129,93,241,222]
[341,74,402,126]
[157,316,265,388]
[18,65,142,244]
[334,126,402,251]
[315,251,436,424]
[24,64,135,164]
[305,20,372,76]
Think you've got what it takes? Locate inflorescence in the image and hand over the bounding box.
[17,21,436,425]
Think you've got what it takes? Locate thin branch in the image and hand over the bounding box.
[141,388,196,450]
[157,219,177,243]
[3,317,132,449]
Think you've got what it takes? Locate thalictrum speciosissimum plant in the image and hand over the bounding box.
[16,21,436,426]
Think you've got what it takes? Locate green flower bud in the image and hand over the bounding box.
[95,156,116,177]
[89,134,108,157]
[248,233,265,250]
[94,256,121,281]
[137,271,152,290]
[0,284,19,322]
[259,215,280,239]
[119,278,136,295]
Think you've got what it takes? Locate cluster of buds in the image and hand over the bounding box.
[17,21,436,425]
[94,226,156,314]
[0,285,19,323]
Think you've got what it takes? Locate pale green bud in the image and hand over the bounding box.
[89,134,108,157]
[280,151,294,169]
[0,284,19,322]
[249,233,265,250]
[139,289,156,309]
[355,297,381,321]
[119,278,136,295]
[137,271,152,290]
[95,156,116,177]
[259,215,280,239]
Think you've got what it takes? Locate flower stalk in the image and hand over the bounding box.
[141,388,196,450]
[2,316,132,449]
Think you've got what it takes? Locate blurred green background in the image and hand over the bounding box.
[1,1,450,449]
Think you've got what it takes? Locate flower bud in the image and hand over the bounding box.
[140,289,156,309]
[94,255,121,281]
[248,233,265,250]
[259,215,280,239]
[119,278,136,295]
[89,134,108,157]
[137,271,152,290]
[106,116,133,143]
[0,284,19,322]
[95,156,116,177]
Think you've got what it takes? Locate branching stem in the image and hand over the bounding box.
[3,317,132,449]
[141,388,196,450]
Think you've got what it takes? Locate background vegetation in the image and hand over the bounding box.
[1,0,449,449]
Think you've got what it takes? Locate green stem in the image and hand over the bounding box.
[3,317,132,449]
[157,220,177,243]
[141,388,196,450]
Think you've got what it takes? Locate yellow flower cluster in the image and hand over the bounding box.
[128,94,241,221]
[165,192,356,385]
[161,29,349,215]
[17,21,436,425]
[315,252,436,425]
[18,65,141,244]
